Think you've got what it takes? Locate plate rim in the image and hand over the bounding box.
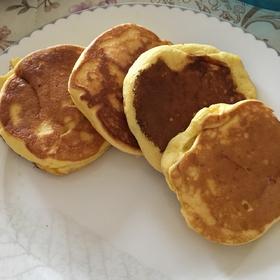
[1,2,279,57]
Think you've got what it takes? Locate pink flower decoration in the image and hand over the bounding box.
[0,26,11,41]
[0,26,13,51]
[69,1,94,13]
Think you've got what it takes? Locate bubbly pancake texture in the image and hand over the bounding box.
[0,45,109,175]
[69,23,169,155]
[123,44,256,171]
[162,100,280,245]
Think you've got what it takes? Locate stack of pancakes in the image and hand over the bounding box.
[0,24,168,174]
[1,23,280,245]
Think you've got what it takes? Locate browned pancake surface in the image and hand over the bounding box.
[170,101,280,244]
[0,45,106,161]
[134,56,245,153]
[70,23,169,151]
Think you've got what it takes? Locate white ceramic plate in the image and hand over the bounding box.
[0,4,280,280]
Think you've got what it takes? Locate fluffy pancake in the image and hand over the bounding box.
[68,23,169,155]
[0,45,109,175]
[162,100,280,245]
[123,44,257,171]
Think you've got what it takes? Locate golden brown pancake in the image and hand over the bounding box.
[0,45,109,175]
[68,23,169,155]
[162,100,280,245]
[123,44,257,171]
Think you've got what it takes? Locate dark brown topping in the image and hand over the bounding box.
[171,101,280,243]
[0,46,106,161]
[133,56,245,152]
[70,24,169,150]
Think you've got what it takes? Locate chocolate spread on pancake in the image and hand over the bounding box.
[133,56,245,152]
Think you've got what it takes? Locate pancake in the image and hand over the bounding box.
[0,45,109,175]
[68,23,169,155]
[162,100,280,245]
[123,44,257,171]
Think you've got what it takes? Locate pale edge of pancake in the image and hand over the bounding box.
[68,27,141,156]
[162,99,280,245]
[123,43,257,172]
[0,48,110,175]
[0,120,109,175]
